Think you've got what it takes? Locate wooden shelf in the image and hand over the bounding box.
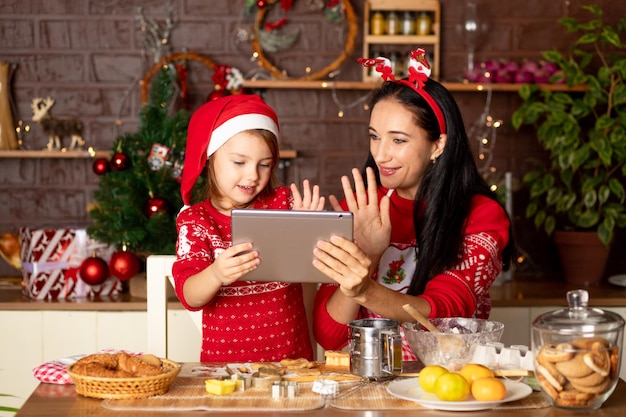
[243,79,380,90]
[0,149,298,160]
[442,82,588,92]
[243,79,587,93]
[363,34,438,45]
[0,149,108,158]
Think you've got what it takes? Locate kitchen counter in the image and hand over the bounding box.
[3,275,626,413]
[2,276,626,310]
[14,362,626,417]
[489,278,626,307]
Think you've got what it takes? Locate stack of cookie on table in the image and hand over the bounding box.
[535,336,619,408]
[234,351,355,383]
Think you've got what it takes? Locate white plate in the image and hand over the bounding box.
[608,274,626,287]
[386,377,532,411]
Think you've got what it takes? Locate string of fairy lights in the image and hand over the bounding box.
[469,87,503,178]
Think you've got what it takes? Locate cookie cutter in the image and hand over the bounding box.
[230,374,252,391]
[271,381,299,398]
[252,366,282,390]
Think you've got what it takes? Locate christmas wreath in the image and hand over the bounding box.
[250,0,357,80]
[140,51,244,104]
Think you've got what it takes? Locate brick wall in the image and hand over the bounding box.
[0,0,624,278]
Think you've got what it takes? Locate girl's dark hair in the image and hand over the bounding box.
[363,80,513,296]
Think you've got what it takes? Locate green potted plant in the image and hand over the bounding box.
[511,4,626,285]
[0,393,18,414]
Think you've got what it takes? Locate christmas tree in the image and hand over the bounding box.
[87,66,190,256]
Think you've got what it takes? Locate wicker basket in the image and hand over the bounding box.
[67,358,181,399]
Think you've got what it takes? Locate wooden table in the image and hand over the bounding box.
[15,366,626,417]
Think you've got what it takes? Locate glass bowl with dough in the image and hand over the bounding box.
[402,317,504,371]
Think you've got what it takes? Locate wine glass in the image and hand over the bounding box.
[456,2,489,81]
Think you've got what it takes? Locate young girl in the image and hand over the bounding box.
[173,94,324,362]
[312,49,513,360]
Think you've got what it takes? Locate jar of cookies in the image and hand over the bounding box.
[531,289,624,410]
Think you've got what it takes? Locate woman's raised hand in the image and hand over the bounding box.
[291,179,326,211]
[329,167,391,259]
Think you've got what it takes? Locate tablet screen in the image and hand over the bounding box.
[231,209,353,283]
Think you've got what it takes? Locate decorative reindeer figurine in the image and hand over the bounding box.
[30,97,85,150]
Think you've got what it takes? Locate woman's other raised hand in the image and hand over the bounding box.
[329,167,391,261]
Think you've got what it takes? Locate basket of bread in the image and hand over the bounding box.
[67,352,181,399]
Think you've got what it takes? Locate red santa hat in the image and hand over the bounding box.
[180,94,279,208]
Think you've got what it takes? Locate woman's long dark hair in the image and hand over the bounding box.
[363,80,513,296]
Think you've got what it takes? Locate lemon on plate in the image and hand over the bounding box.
[459,363,495,387]
[418,365,449,393]
[471,376,507,401]
[433,372,470,401]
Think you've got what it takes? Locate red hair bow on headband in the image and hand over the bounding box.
[358,48,446,134]
[407,48,431,88]
[357,57,395,81]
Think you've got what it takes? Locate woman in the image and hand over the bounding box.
[311,49,512,360]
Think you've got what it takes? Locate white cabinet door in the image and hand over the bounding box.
[97,311,148,353]
[0,311,43,416]
[42,311,98,361]
[166,309,202,362]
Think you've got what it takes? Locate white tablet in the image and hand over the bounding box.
[231,209,353,283]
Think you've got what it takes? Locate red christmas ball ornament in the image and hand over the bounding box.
[79,256,110,286]
[111,152,130,171]
[145,197,169,218]
[257,0,268,8]
[109,250,141,281]
[92,158,110,175]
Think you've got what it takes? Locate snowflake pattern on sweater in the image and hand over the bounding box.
[172,186,313,362]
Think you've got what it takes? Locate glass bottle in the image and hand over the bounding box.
[369,49,382,77]
[370,11,385,35]
[401,11,415,35]
[389,51,401,78]
[416,11,432,36]
[386,11,400,35]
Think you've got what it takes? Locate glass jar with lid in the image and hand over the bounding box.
[531,290,624,410]
[386,11,400,35]
[416,11,432,36]
[401,11,415,35]
[370,10,385,35]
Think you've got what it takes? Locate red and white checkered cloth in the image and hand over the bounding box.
[32,349,141,384]
[32,360,75,384]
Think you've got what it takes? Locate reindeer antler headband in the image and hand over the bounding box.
[358,48,446,134]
